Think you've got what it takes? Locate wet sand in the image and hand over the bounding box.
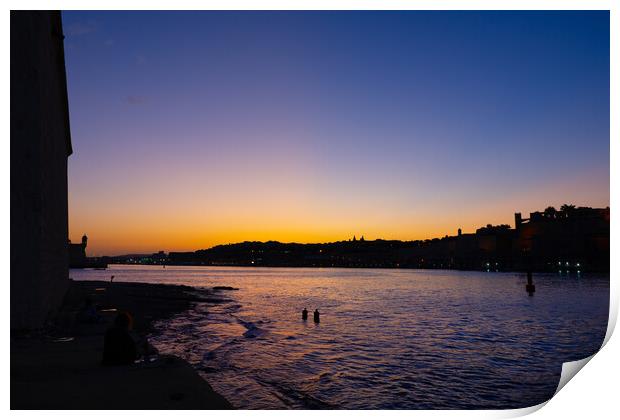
[11,280,233,409]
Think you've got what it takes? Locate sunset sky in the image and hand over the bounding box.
[62,11,609,256]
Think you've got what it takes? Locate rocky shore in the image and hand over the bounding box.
[11,280,233,409]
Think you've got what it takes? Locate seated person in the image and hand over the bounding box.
[78,297,101,323]
[102,312,138,366]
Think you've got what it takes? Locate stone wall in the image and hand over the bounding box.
[11,11,72,330]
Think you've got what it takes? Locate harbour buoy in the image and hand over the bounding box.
[526,271,535,296]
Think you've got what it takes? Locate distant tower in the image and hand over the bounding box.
[514,213,522,231]
[360,235,365,242]
[458,228,462,237]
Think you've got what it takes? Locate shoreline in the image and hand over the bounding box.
[74,262,610,275]
[11,280,233,409]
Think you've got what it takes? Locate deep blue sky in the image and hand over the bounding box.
[61,11,610,254]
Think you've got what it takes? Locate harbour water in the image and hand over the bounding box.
[70,265,609,409]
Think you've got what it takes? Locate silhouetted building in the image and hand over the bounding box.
[69,235,88,267]
[161,206,609,272]
[475,225,513,269]
[514,213,523,232]
[11,11,72,330]
[514,206,610,271]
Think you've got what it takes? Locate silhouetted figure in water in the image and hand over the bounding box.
[302,308,308,320]
[102,312,138,366]
[526,271,535,296]
[314,309,320,323]
[110,275,115,283]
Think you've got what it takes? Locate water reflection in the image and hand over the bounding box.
[71,266,609,409]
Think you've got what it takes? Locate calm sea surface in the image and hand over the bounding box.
[70,265,609,409]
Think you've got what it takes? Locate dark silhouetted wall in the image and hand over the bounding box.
[11,11,72,330]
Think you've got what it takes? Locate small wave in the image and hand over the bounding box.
[243,328,263,339]
[235,316,267,339]
[222,303,243,313]
[255,377,335,409]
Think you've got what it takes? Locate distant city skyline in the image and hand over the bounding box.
[69,202,609,256]
[63,11,610,255]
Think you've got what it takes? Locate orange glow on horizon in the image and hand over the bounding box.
[70,167,609,256]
